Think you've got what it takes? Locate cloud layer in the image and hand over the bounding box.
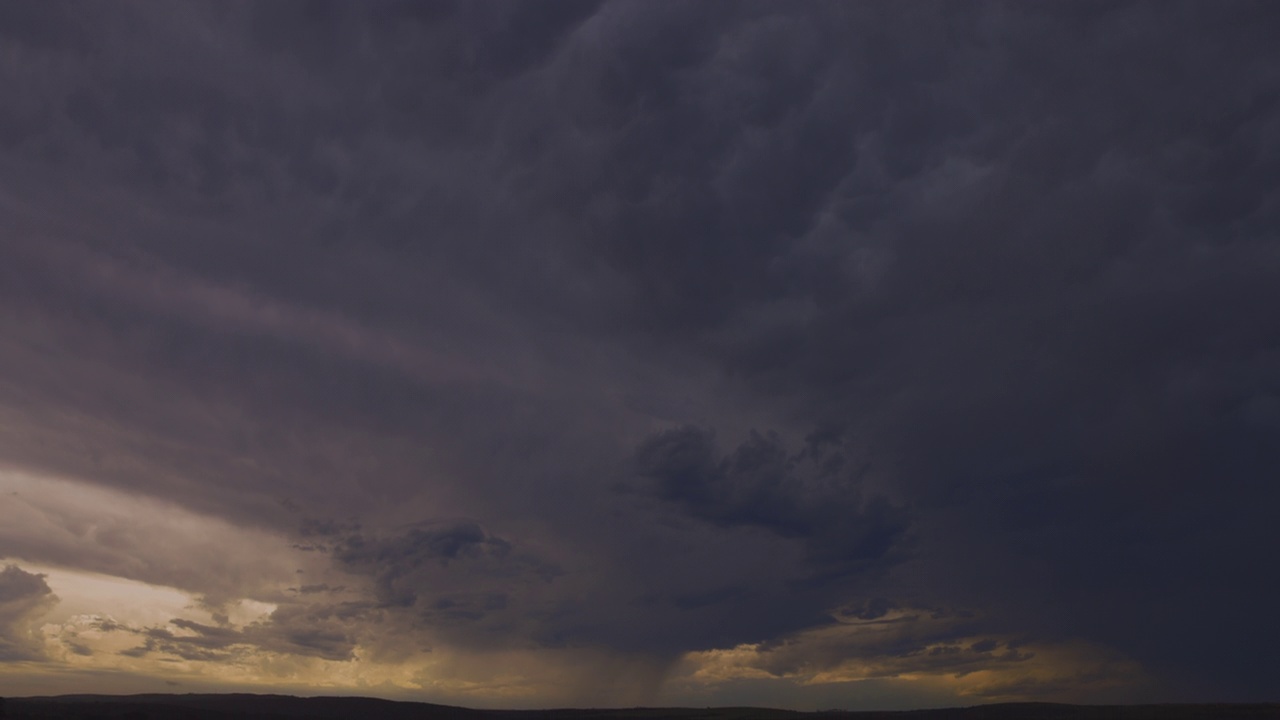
[2,0,1279,708]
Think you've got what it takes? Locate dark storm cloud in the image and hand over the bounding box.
[320,521,567,650]
[332,521,561,608]
[570,0,1280,699]
[2,0,1280,705]
[633,426,909,576]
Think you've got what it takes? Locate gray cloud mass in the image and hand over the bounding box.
[0,565,58,661]
[1,0,1279,707]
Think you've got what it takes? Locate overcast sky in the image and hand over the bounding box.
[1,0,1279,710]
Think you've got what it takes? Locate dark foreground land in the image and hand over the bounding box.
[3,695,1277,720]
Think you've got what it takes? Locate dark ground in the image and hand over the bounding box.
[2,695,1278,720]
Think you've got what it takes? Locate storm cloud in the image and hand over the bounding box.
[634,426,909,577]
[1,0,1279,709]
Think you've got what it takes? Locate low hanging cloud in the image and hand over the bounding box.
[111,604,371,663]
[678,604,1149,702]
[322,521,564,650]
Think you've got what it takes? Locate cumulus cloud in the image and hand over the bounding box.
[0,564,58,661]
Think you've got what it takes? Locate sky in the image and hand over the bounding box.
[1,0,1278,711]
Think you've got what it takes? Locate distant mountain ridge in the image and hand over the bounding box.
[4,694,1279,720]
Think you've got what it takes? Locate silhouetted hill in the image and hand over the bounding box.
[4,694,1278,720]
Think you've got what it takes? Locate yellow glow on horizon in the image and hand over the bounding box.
[14,560,198,627]
[0,467,318,603]
[674,615,1151,705]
